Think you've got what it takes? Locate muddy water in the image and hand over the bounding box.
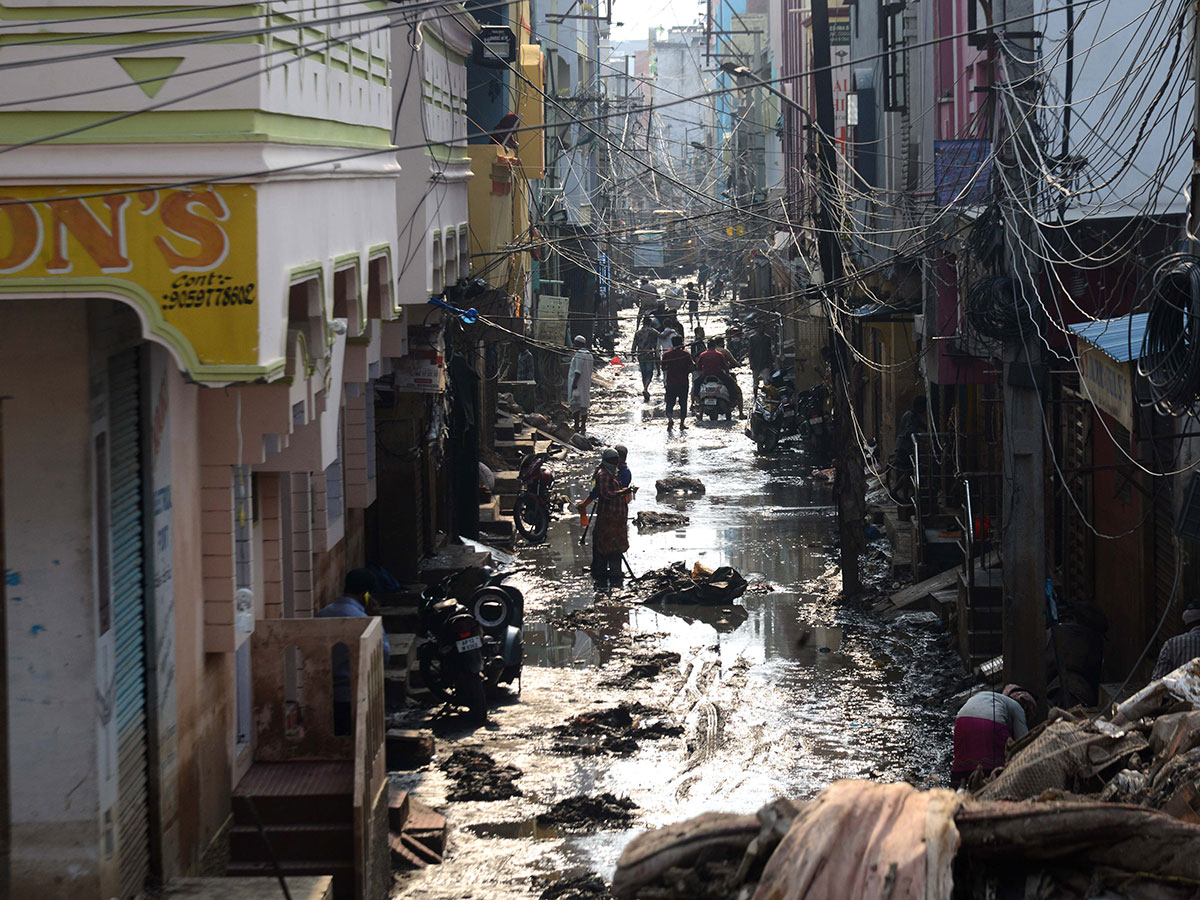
[391,309,962,899]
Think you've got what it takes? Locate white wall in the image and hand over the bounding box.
[2,299,102,898]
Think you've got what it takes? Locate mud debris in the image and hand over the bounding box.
[654,477,705,496]
[633,510,690,532]
[551,702,684,756]
[537,793,639,830]
[602,651,682,687]
[535,871,612,900]
[440,749,524,802]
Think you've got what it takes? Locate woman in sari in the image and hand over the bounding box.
[592,448,631,588]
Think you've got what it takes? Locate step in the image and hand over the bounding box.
[493,471,521,494]
[390,831,442,869]
[386,633,416,671]
[478,520,515,547]
[229,823,353,863]
[225,862,354,900]
[385,669,408,712]
[157,877,334,900]
[498,494,516,514]
[420,546,493,584]
[479,497,502,523]
[378,605,420,635]
[232,762,354,826]
[386,730,435,771]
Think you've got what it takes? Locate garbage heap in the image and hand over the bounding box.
[638,562,747,605]
[611,660,1200,900]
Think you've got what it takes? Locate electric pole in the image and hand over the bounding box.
[998,0,1048,711]
[811,0,866,595]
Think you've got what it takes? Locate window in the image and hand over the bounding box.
[881,2,906,112]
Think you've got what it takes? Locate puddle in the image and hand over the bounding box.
[466,819,562,840]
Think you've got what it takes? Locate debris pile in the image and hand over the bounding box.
[609,661,1200,900]
[551,702,684,756]
[633,510,690,532]
[655,477,706,496]
[535,871,612,900]
[440,749,523,802]
[639,561,747,605]
[538,793,638,831]
[969,659,1200,813]
[601,651,682,687]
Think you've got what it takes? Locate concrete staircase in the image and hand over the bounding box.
[388,785,447,869]
[228,761,356,899]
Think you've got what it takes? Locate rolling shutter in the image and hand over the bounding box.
[108,348,151,898]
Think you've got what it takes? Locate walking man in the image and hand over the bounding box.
[591,448,632,588]
[631,319,660,402]
[660,334,694,432]
[686,282,701,328]
[567,335,594,433]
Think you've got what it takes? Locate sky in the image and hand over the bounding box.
[609,0,704,46]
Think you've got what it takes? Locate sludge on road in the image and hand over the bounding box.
[392,310,964,900]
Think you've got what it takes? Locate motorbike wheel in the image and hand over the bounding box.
[418,645,453,703]
[708,411,719,422]
[459,673,488,725]
[757,429,778,453]
[512,494,548,543]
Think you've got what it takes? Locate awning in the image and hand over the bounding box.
[1067,313,1148,429]
[1067,312,1148,363]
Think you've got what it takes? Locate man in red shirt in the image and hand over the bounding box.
[660,334,695,431]
[695,336,744,418]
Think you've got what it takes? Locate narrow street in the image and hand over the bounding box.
[393,309,963,899]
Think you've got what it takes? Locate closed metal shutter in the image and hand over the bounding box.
[109,348,151,898]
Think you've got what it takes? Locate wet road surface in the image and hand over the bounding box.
[391,307,964,899]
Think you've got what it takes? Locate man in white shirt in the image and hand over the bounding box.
[567,335,594,433]
[664,277,685,311]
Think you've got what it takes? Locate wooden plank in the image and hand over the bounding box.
[874,566,961,615]
[159,877,333,900]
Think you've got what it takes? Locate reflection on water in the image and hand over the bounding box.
[524,620,621,668]
[466,819,561,840]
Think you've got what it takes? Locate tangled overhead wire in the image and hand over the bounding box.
[965,274,1030,341]
[1138,253,1200,416]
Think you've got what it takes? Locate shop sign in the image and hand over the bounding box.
[1080,345,1134,430]
[392,347,445,393]
[535,295,568,345]
[0,184,258,367]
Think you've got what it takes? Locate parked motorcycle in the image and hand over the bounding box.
[417,575,489,724]
[467,569,525,692]
[750,377,830,454]
[416,567,525,723]
[696,375,734,421]
[512,452,554,543]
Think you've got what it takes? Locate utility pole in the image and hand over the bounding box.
[998,0,1048,711]
[811,0,865,595]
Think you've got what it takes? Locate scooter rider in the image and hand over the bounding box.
[694,336,745,419]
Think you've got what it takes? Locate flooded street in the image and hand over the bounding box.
[392,309,964,899]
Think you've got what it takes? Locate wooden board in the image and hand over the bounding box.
[159,877,333,900]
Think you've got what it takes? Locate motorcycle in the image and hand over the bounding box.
[696,375,734,421]
[417,575,488,724]
[463,567,525,692]
[750,377,829,454]
[512,452,554,543]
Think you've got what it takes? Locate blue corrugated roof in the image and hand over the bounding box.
[1067,312,1148,363]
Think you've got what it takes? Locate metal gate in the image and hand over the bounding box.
[108,348,151,897]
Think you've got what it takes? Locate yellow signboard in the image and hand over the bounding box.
[0,184,259,372]
[1080,345,1134,430]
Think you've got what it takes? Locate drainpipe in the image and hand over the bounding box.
[0,395,10,896]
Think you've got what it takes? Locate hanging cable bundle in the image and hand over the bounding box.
[967,204,1006,271]
[965,274,1029,341]
[1138,253,1200,416]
